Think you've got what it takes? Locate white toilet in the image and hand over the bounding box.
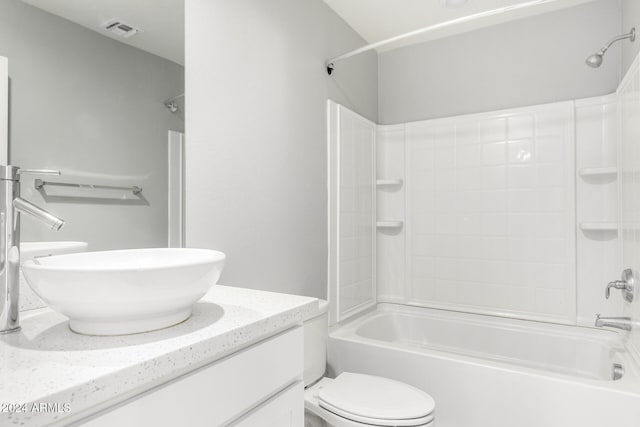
[304,301,436,427]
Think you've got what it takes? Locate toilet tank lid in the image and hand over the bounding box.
[304,299,329,321]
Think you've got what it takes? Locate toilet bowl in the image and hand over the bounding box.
[304,301,436,427]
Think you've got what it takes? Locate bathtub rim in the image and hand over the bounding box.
[334,302,623,345]
[329,303,640,393]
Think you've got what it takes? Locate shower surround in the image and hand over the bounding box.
[326,52,640,426]
[329,93,620,327]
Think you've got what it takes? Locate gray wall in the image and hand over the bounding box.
[0,0,184,250]
[378,0,621,124]
[622,0,640,76]
[185,0,377,299]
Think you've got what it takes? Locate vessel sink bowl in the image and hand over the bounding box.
[21,248,225,335]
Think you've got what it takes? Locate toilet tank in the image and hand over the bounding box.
[303,299,329,387]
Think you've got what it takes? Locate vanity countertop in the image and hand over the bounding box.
[0,285,318,426]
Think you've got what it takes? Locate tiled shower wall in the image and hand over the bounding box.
[404,103,576,323]
[575,95,621,326]
[376,98,619,325]
[332,95,619,325]
[619,53,640,354]
[377,125,406,302]
[328,101,376,324]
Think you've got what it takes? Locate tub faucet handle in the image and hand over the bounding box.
[605,269,635,302]
[606,281,628,298]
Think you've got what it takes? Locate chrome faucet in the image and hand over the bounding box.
[0,166,65,334]
[595,314,633,331]
[605,269,635,302]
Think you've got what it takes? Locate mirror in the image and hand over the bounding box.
[0,0,185,251]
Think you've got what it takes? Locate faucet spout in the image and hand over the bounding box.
[595,314,633,331]
[14,197,65,231]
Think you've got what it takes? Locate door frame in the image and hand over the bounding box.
[168,130,185,248]
[0,56,8,165]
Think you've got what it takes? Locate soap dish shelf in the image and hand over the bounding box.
[579,222,618,232]
[579,167,617,178]
[376,179,403,187]
[377,220,404,229]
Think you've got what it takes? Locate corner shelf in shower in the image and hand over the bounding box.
[579,167,617,178]
[376,178,403,187]
[376,220,404,229]
[579,222,618,232]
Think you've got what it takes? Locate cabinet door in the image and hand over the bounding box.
[231,382,303,427]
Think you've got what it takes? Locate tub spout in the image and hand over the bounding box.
[595,314,633,331]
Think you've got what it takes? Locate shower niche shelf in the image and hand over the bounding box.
[579,167,617,178]
[579,222,618,232]
[376,220,404,229]
[376,178,403,187]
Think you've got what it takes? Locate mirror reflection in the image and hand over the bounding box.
[0,0,185,252]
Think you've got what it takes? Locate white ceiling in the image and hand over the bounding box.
[21,0,184,65]
[323,0,596,52]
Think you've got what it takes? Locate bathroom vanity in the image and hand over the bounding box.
[0,286,317,426]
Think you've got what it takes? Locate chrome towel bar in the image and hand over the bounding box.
[35,179,142,195]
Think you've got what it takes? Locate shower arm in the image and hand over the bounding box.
[598,28,636,55]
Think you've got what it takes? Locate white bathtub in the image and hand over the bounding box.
[328,304,640,427]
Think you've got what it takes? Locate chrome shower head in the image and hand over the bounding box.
[586,27,635,68]
[585,51,604,68]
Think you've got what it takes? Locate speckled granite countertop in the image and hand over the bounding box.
[0,286,318,426]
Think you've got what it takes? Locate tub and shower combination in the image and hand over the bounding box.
[327,65,640,426]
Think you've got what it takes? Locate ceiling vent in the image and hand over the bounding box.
[103,19,140,38]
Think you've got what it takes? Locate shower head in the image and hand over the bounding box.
[586,27,635,68]
[585,51,604,68]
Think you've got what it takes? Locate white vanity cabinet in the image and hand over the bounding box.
[79,327,304,427]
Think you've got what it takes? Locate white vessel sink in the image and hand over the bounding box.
[21,248,225,335]
[19,241,89,312]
